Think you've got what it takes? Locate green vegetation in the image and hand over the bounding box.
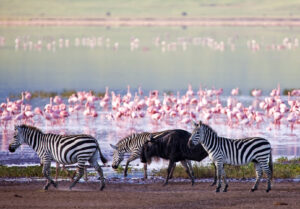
[0,158,299,179]
[0,0,300,19]
[283,88,299,96]
[8,90,105,99]
[114,166,133,174]
[0,165,76,178]
[152,157,300,179]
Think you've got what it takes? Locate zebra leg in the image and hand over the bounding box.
[211,163,217,186]
[124,154,138,177]
[181,160,195,186]
[89,159,105,191]
[186,160,195,180]
[222,168,228,192]
[143,163,148,180]
[251,162,262,192]
[215,162,223,192]
[42,161,57,190]
[55,162,60,181]
[163,160,175,186]
[84,166,88,182]
[261,162,272,192]
[69,163,85,190]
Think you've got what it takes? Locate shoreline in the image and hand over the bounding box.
[1,176,299,184]
[1,17,300,27]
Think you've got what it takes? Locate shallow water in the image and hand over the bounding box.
[0,95,299,179]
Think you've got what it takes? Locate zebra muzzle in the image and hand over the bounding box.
[8,145,16,153]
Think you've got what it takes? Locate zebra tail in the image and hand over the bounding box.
[269,150,273,180]
[95,140,108,164]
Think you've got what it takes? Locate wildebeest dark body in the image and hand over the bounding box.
[141,129,216,185]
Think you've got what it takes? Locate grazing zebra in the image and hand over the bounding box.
[8,124,107,191]
[110,130,193,179]
[188,121,273,192]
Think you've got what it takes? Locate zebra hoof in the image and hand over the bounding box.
[191,180,195,186]
[215,188,220,193]
[100,185,105,191]
[43,185,49,190]
[250,188,256,192]
[266,189,271,193]
[223,186,228,192]
[163,182,168,187]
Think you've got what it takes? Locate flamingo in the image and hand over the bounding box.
[231,88,239,96]
[287,112,297,132]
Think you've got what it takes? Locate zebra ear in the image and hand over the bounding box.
[192,120,198,127]
[14,125,20,131]
[198,120,203,126]
[110,144,118,150]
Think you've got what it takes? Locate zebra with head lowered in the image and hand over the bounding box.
[8,124,107,190]
[110,130,193,179]
[188,121,273,193]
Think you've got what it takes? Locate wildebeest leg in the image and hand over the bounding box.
[163,160,175,186]
[168,163,176,179]
[143,163,148,180]
[181,160,194,186]
[42,160,57,190]
[211,163,217,186]
[124,154,138,177]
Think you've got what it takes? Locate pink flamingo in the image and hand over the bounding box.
[287,112,297,132]
[231,88,239,96]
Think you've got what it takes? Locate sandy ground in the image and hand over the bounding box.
[0,180,299,209]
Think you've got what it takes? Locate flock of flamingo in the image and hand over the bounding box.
[0,85,299,132]
[0,35,298,53]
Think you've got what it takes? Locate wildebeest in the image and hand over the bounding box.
[141,129,216,186]
[110,130,193,179]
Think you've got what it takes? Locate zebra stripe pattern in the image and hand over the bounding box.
[8,124,107,190]
[188,121,272,192]
[110,130,174,178]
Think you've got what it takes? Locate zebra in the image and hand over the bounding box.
[188,121,273,193]
[8,124,107,191]
[110,130,194,179]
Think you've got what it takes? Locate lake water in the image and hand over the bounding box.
[0,25,299,178]
[0,25,300,100]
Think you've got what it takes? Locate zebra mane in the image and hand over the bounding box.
[202,123,218,136]
[19,124,44,134]
[116,132,148,149]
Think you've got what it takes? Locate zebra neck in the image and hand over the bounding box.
[202,133,220,154]
[24,130,46,151]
